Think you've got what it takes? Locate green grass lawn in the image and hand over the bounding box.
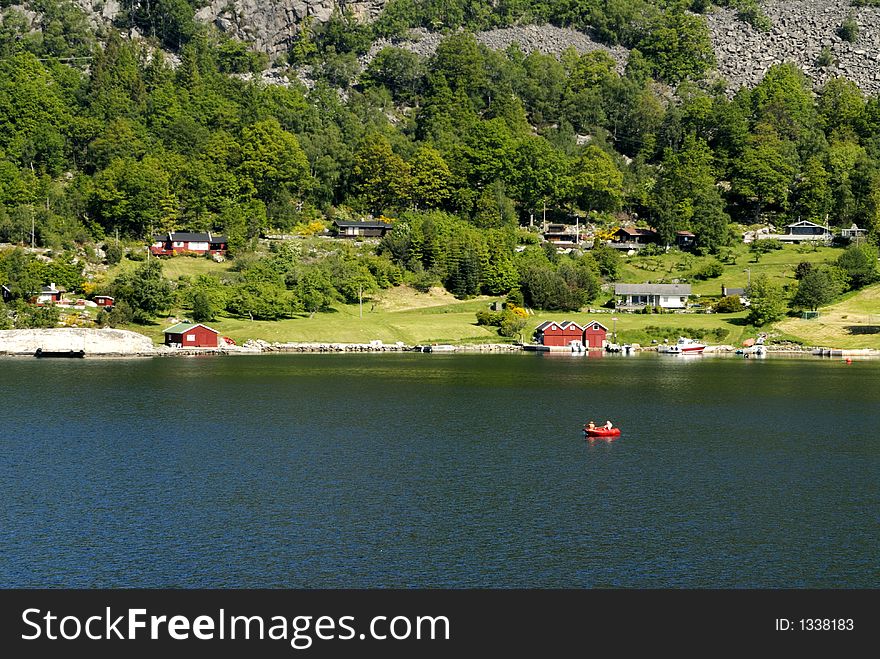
[776,283,880,349]
[619,244,838,297]
[106,255,234,282]
[129,288,503,345]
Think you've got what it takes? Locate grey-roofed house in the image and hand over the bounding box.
[614,283,692,310]
[332,220,393,238]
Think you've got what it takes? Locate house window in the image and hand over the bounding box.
[186,335,196,342]
[173,242,185,248]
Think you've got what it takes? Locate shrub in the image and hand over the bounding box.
[816,46,835,68]
[795,261,814,280]
[692,260,724,280]
[105,243,123,265]
[713,295,744,313]
[839,15,859,42]
[475,310,503,326]
[499,313,527,338]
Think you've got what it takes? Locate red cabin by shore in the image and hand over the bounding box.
[163,322,220,348]
[535,321,586,347]
[583,321,609,349]
[94,295,114,308]
[535,319,608,349]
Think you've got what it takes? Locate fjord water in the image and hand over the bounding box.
[1,353,877,588]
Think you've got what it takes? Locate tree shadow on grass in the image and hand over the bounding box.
[847,325,880,335]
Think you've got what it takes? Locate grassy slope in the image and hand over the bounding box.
[775,284,880,348]
[131,287,503,345]
[119,244,877,349]
[619,244,837,297]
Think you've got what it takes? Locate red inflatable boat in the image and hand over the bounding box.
[583,427,621,438]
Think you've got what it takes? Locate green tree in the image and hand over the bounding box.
[90,156,178,236]
[570,146,623,214]
[747,273,787,326]
[351,133,412,213]
[836,243,879,290]
[295,268,335,316]
[511,135,570,217]
[239,118,311,205]
[409,145,453,210]
[792,268,839,311]
[732,126,797,220]
[227,281,291,320]
[793,156,832,224]
[112,258,175,321]
[637,9,716,83]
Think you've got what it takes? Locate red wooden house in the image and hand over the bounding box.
[534,321,586,347]
[32,283,65,305]
[150,232,228,257]
[582,321,609,349]
[534,320,608,349]
[163,322,220,348]
[94,295,115,308]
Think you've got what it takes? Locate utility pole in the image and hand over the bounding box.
[359,283,363,319]
[31,208,35,249]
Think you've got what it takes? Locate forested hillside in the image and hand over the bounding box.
[0,0,879,330]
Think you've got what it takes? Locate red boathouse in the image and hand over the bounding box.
[535,321,586,347]
[534,319,609,349]
[583,321,609,349]
[163,322,220,348]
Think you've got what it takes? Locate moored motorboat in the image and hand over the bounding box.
[658,337,706,355]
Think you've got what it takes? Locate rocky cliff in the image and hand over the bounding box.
[13,1,880,93]
[193,0,386,55]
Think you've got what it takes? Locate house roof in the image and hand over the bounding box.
[153,232,227,243]
[163,322,219,335]
[786,220,829,230]
[94,295,115,300]
[333,220,393,229]
[584,321,609,331]
[676,230,696,237]
[614,283,692,295]
[535,320,585,332]
[41,284,65,294]
[616,227,658,237]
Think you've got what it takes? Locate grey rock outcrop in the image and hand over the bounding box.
[194,0,387,56]
[0,328,156,355]
[707,1,880,94]
[366,25,629,72]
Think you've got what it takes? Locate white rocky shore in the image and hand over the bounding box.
[0,328,157,356]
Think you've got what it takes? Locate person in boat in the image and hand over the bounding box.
[603,420,613,430]
[585,421,596,431]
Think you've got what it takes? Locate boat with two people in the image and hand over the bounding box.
[657,337,706,355]
[583,420,622,439]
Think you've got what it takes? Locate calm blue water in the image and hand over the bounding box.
[1,353,878,588]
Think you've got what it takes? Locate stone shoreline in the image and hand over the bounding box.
[2,328,876,358]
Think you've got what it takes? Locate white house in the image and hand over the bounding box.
[754,220,832,244]
[614,283,691,310]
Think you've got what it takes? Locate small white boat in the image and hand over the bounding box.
[658,337,706,355]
